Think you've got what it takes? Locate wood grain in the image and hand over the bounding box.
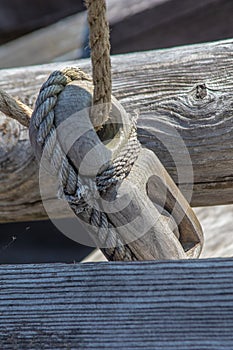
[1,258,233,349]
[1,38,233,222]
[82,203,233,261]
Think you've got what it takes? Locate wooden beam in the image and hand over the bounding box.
[1,38,233,222]
[0,12,86,68]
[1,258,233,348]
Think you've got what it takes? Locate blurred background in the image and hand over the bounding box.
[1,0,233,67]
[0,0,233,264]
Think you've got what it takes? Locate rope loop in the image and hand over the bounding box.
[29,67,141,260]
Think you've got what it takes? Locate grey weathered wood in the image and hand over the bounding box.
[29,79,202,260]
[1,259,233,349]
[1,38,233,223]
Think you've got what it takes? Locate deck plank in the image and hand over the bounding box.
[1,259,233,349]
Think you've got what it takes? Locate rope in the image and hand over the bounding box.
[0,89,32,127]
[85,0,112,128]
[32,67,91,145]
[31,68,141,261]
[0,0,142,261]
[0,0,112,130]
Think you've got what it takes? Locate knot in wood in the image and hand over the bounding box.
[195,83,207,99]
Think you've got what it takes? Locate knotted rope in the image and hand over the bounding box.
[30,67,141,260]
[0,1,204,261]
[0,0,141,260]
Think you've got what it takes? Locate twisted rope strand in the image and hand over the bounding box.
[31,68,140,261]
[0,89,32,127]
[85,0,112,128]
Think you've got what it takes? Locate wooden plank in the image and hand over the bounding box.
[1,258,233,349]
[0,12,87,68]
[1,38,233,223]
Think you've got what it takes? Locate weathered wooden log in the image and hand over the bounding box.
[29,77,202,260]
[1,38,233,223]
[1,258,233,349]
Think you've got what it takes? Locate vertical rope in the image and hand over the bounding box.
[85,0,112,129]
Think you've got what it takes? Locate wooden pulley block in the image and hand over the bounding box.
[30,72,203,261]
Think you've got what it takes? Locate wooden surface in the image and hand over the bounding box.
[1,258,233,349]
[84,204,233,262]
[1,38,233,222]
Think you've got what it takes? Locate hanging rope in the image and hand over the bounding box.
[27,0,142,260]
[85,0,112,128]
[0,0,112,130]
[0,0,202,260]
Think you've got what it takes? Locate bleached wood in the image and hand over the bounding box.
[36,80,201,260]
[1,259,233,349]
[83,204,233,262]
[1,38,233,223]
